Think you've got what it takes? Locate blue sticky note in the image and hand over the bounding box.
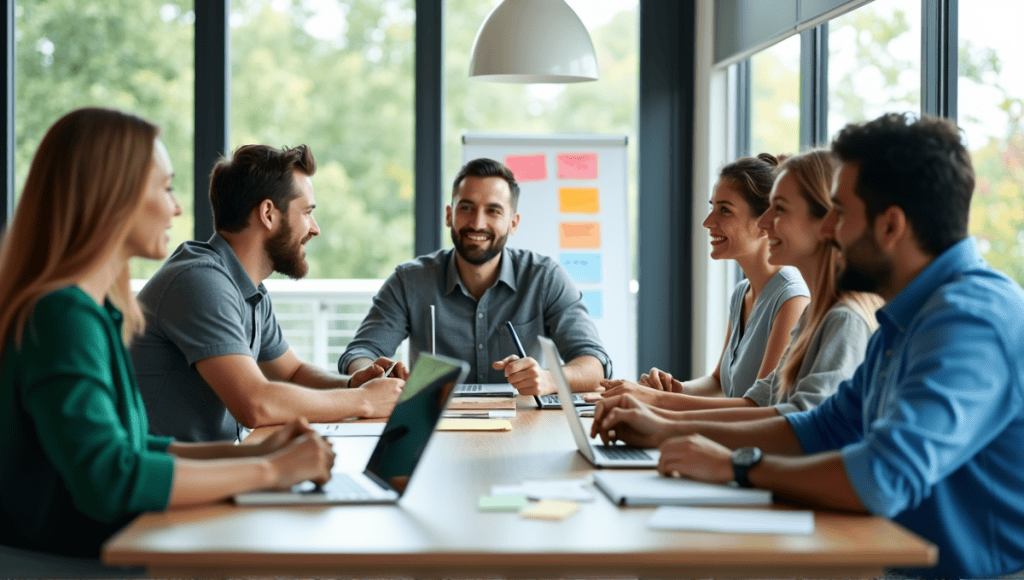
[581,290,603,319]
[560,253,602,283]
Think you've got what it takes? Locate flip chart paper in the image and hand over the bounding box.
[560,253,602,283]
[559,187,600,213]
[505,154,547,182]
[557,153,599,179]
[559,222,601,248]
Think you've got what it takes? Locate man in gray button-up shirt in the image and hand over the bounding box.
[339,158,611,394]
[132,144,403,441]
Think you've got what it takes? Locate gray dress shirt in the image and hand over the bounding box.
[743,303,875,414]
[719,266,809,398]
[130,234,289,442]
[339,247,611,384]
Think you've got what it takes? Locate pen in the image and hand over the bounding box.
[383,360,399,378]
[505,322,544,407]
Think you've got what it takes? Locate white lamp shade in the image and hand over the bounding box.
[469,0,598,83]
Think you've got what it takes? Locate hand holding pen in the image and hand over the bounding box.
[492,322,557,397]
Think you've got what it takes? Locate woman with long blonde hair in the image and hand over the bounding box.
[0,107,335,559]
[595,149,882,424]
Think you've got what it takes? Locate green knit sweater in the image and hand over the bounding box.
[0,286,174,557]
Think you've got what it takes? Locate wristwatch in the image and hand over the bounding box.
[731,447,763,488]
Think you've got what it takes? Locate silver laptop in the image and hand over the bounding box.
[235,354,469,505]
[539,336,660,468]
[454,382,516,397]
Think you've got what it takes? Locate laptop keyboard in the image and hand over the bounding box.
[305,473,376,500]
[537,394,592,407]
[594,445,653,461]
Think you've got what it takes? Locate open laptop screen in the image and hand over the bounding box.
[364,354,467,493]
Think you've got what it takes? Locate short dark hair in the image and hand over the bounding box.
[452,158,520,211]
[718,153,783,217]
[209,144,317,233]
[831,113,974,256]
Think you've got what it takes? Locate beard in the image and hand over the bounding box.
[451,226,509,265]
[265,218,310,280]
[835,230,892,294]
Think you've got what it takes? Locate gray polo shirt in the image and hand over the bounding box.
[130,234,288,442]
[339,247,611,384]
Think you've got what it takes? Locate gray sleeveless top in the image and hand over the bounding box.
[719,266,809,398]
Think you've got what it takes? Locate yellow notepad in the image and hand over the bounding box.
[521,499,579,521]
[437,418,512,431]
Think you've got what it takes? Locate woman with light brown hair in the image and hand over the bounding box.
[594,149,882,427]
[0,107,335,559]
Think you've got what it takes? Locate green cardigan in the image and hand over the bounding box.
[0,286,174,557]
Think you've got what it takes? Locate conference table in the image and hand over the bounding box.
[102,398,937,578]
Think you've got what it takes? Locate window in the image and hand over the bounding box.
[230,0,415,280]
[827,0,921,138]
[15,0,195,279]
[749,34,800,157]
[958,0,1024,286]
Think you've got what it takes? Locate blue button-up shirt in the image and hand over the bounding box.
[787,238,1024,579]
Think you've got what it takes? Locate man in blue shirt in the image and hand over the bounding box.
[591,113,1024,578]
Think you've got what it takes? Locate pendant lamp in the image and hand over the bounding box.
[469,0,599,83]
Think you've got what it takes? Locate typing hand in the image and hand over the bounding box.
[256,417,316,455]
[658,434,733,483]
[351,357,409,388]
[356,376,405,418]
[268,432,336,490]
[492,355,556,396]
[590,394,675,448]
[598,379,664,405]
[638,367,683,392]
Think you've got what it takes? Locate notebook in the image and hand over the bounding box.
[234,353,469,505]
[593,470,772,506]
[538,337,660,468]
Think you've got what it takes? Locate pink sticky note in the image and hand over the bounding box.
[505,154,548,182]
[557,153,599,180]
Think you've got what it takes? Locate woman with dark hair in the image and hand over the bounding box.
[600,153,809,404]
[0,107,335,558]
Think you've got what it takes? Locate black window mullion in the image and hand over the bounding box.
[735,59,752,157]
[194,0,229,242]
[414,0,443,256]
[921,0,958,120]
[800,23,828,149]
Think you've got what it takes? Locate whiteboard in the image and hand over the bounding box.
[462,134,635,380]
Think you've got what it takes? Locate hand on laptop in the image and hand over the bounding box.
[356,376,405,418]
[266,430,336,490]
[492,355,556,396]
[598,379,668,406]
[638,367,684,392]
[590,394,676,448]
[255,417,317,455]
[351,357,410,387]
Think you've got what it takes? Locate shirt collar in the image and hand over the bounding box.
[444,247,518,296]
[878,237,983,332]
[208,232,264,302]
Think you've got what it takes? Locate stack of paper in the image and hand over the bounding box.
[444,396,516,419]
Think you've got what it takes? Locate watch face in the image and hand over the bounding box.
[733,446,762,467]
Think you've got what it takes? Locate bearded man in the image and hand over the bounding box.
[131,144,403,442]
[339,158,610,394]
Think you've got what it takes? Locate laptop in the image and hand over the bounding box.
[454,383,516,397]
[535,393,593,409]
[539,336,660,468]
[235,353,469,505]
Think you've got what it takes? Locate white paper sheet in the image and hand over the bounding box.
[310,422,386,438]
[648,506,814,534]
[492,478,594,502]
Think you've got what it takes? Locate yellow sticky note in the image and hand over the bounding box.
[521,499,580,521]
[559,188,600,213]
[559,222,601,248]
[437,418,513,432]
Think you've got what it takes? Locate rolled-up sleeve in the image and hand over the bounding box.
[840,312,1017,517]
[339,271,411,373]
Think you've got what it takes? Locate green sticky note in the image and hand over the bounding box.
[478,494,529,511]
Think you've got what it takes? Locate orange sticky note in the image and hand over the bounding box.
[505,154,547,182]
[521,499,580,521]
[557,153,598,179]
[559,188,600,213]
[559,223,601,248]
